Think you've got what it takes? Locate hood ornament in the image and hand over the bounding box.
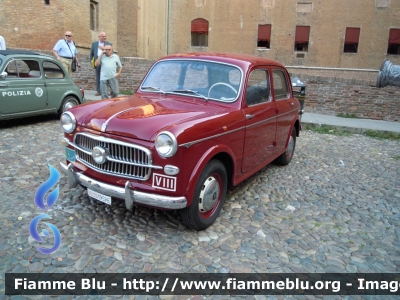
[101,108,136,132]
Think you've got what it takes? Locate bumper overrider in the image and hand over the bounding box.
[59,162,187,210]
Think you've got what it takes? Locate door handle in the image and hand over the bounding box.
[246,114,255,119]
[290,102,294,107]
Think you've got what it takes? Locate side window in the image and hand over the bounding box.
[246,69,270,106]
[5,60,40,78]
[272,69,289,100]
[43,61,65,79]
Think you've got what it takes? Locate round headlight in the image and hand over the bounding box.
[155,131,177,158]
[60,111,76,133]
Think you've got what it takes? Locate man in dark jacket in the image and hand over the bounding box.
[90,32,112,96]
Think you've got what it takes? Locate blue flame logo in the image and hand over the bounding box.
[29,164,62,255]
[34,164,60,210]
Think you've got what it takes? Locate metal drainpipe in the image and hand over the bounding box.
[166,0,171,55]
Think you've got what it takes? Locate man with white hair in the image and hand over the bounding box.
[90,32,112,96]
[95,45,122,99]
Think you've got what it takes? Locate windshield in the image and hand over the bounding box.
[140,60,242,102]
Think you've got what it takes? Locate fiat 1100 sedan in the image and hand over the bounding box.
[0,50,84,121]
[60,52,301,230]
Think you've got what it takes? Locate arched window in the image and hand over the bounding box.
[191,18,209,47]
[90,2,98,31]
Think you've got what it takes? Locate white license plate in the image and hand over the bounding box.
[87,188,111,205]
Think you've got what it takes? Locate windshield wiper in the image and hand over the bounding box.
[171,89,209,101]
[141,86,165,94]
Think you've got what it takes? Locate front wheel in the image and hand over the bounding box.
[275,127,296,166]
[180,160,227,230]
[58,96,79,116]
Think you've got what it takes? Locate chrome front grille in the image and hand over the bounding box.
[74,133,156,180]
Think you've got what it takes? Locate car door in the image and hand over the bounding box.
[43,60,71,109]
[273,68,295,154]
[0,58,47,115]
[241,68,277,174]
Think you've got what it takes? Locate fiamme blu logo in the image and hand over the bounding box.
[29,164,62,255]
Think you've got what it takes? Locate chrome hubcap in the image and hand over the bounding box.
[64,101,76,111]
[286,134,294,158]
[199,176,220,213]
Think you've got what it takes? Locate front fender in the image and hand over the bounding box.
[184,144,236,207]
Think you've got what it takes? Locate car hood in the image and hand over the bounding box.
[80,94,230,141]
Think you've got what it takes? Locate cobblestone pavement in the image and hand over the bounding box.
[0,115,399,299]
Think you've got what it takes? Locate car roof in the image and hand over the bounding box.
[0,50,53,59]
[159,52,285,68]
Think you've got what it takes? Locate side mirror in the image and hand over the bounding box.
[0,71,7,78]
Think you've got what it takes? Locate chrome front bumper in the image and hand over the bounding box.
[59,162,187,210]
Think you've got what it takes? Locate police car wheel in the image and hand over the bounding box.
[59,96,79,116]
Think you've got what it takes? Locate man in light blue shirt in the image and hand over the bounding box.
[53,31,81,76]
[95,45,122,99]
[0,35,6,50]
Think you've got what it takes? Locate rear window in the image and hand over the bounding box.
[43,61,65,79]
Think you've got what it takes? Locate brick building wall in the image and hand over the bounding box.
[292,74,400,122]
[166,0,400,69]
[0,0,65,50]
[117,0,138,57]
[72,53,155,92]
[0,0,119,56]
[2,1,400,69]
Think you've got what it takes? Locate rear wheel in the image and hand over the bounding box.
[275,127,296,166]
[58,96,79,116]
[181,160,227,230]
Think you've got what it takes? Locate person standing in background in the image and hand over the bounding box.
[53,31,81,76]
[95,45,122,99]
[0,35,6,50]
[90,32,112,96]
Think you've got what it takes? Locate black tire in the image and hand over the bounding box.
[275,127,296,166]
[58,96,79,116]
[180,160,227,230]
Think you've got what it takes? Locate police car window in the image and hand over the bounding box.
[5,60,40,78]
[43,61,65,79]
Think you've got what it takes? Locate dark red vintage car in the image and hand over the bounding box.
[60,53,301,230]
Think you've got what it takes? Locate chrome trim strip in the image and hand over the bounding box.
[106,156,162,168]
[74,158,155,180]
[246,115,277,129]
[60,162,187,210]
[102,108,136,132]
[278,107,299,117]
[180,126,245,148]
